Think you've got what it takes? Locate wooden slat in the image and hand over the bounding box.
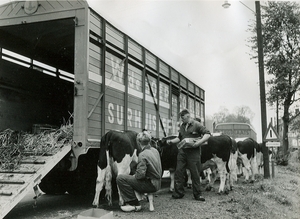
[0,170,36,174]
[0,191,12,196]
[0,180,25,184]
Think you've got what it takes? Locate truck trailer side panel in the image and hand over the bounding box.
[0,1,206,217]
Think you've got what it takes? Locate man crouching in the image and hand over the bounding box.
[116,130,162,212]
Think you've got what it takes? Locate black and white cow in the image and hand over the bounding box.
[157,134,234,194]
[236,137,259,182]
[92,130,141,207]
[201,134,233,193]
[157,135,178,192]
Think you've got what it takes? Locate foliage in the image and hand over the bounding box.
[249,1,300,157]
[213,105,254,124]
[290,111,300,132]
[261,2,300,106]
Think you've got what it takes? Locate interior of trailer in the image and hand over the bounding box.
[0,18,75,132]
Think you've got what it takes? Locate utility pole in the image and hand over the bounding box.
[255,1,270,178]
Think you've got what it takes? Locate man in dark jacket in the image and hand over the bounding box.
[167,109,211,201]
[116,130,162,212]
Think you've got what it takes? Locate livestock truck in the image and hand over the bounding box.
[213,123,257,141]
[0,0,205,217]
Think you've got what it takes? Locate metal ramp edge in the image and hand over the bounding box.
[0,145,71,219]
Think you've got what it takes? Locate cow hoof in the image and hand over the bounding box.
[169,188,174,193]
[187,184,192,189]
[205,186,212,191]
[230,186,233,191]
[250,180,255,184]
[217,190,228,195]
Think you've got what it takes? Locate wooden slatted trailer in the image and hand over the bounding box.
[0,145,71,219]
[0,0,206,217]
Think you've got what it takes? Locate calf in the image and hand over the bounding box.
[158,134,233,194]
[157,135,180,192]
[201,134,232,193]
[236,137,259,182]
[92,130,141,207]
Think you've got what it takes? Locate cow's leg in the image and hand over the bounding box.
[169,169,175,192]
[256,152,263,174]
[212,157,227,194]
[250,157,256,182]
[202,160,218,191]
[186,169,192,188]
[228,152,238,190]
[92,166,106,207]
[115,153,135,206]
[237,163,243,176]
[134,190,145,201]
[239,154,251,182]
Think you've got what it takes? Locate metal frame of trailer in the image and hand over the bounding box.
[0,0,206,159]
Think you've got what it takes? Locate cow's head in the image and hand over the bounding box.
[256,142,263,153]
[156,135,178,154]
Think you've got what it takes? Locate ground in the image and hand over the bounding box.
[4,151,300,219]
[95,151,300,219]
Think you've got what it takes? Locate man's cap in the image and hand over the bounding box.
[179,109,190,116]
[137,130,152,145]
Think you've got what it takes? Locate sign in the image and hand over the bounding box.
[266,141,280,147]
[263,122,279,141]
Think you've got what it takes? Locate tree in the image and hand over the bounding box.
[290,111,300,132]
[213,105,254,125]
[212,106,229,124]
[249,2,300,160]
[234,105,255,124]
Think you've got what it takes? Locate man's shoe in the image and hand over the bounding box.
[194,195,205,201]
[172,193,184,199]
[121,204,142,212]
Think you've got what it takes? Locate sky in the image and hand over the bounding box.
[87,0,270,141]
[0,0,281,142]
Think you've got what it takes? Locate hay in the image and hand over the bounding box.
[0,124,73,171]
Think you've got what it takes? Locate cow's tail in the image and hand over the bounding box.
[226,137,232,174]
[104,149,113,205]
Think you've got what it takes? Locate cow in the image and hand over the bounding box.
[200,134,233,193]
[236,137,259,183]
[92,130,141,207]
[157,134,234,194]
[256,143,273,175]
[157,135,180,192]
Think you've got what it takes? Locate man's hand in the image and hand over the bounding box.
[192,140,201,148]
[193,134,210,148]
